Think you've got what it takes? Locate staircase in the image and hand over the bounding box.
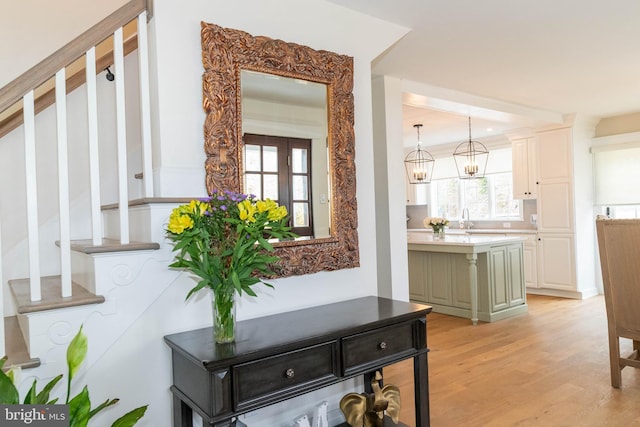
[0,0,187,390]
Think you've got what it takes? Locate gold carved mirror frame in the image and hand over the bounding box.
[201,22,359,277]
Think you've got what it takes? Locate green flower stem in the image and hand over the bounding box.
[212,288,235,343]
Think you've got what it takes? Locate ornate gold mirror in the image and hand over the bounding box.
[201,22,359,277]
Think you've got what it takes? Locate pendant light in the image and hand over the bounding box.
[404,124,435,184]
[453,116,489,179]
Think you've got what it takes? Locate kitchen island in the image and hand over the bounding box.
[408,231,527,324]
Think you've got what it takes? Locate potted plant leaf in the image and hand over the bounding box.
[0,326,147,426]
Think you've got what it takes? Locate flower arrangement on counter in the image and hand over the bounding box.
[166,189,296,343]
[423,216,449,235]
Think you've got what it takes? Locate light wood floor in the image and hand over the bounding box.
[384,294,640,426]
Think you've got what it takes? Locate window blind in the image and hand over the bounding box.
[593,143,640,205]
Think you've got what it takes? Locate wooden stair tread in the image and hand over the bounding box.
[9,276,105,314]
[4,316,40,369]
[101,197,198,211]
[66,238,159,254]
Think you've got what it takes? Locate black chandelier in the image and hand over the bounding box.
[453,116,489,179]
[404,124,435,184]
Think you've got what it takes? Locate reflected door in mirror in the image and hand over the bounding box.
[244,134,313,237]
[241,69,331,239]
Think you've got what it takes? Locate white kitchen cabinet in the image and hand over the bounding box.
[405,177,428,205]
[405,175,415,204]
[530,127,577,295]
[512,137,537,199]
[517,234,538,289]
[536,128,572,182]
[536,234,576,291]
[537,181,574,233]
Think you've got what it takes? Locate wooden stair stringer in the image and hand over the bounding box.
[11,244,180,378]
[4,316,40,369]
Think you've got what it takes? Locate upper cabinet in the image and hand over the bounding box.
[536,128,572,182]
[511,137,537,199]
[535,128,574,233]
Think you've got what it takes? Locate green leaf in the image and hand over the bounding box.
[23,379,37,404]
[35,374,63,404]
[242,286,257,297]
[231,270,242,293]
[0,364,19,404]
[89,398,119,419]
[67,326,88,381]
[110,405,148,427]
[185,280,208,301]
[68,386,91,427]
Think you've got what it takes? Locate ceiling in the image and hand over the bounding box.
[326,0,640,147]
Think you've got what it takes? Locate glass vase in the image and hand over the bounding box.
[433,227,445,240]
[211,288,236,344]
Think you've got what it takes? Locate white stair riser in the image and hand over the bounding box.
[71,249,165,295]
[102,203,181,244]
[19,247,179,373]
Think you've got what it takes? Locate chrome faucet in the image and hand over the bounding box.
[461,208,473,229]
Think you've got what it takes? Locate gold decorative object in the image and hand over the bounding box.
[340,371,401,427]
[200,22,359,278]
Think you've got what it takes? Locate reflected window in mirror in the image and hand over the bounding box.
[244,134,314,237]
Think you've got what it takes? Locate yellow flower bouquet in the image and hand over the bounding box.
[167,189,295,343]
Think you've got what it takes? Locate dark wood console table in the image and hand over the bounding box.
[164,296,432,427]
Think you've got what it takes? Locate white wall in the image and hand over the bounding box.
[0,0,129,88]
[371,76,411,301]
[149,0,408,319]
[1,0,409,424]
[90,1,407,426]
[137,0,406,424]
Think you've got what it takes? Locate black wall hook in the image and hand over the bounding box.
[105,67,115,81]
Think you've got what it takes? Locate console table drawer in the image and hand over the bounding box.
[233,341,338,410]
[342,321,416,375]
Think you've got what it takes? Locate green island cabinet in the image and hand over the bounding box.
[408,233,527,323]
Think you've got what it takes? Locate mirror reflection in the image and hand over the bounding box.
[241,70,331,239]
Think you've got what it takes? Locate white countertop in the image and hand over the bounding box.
[407,231,526,253]
[407,228,537,235]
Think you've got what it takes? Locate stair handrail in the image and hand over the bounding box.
[0,0,148,114]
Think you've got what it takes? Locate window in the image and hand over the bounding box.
[429,173,521,220]
[593,143,640,206]
[243,134,313,236]
[602,205,640,219]
[592,140,640,219]
[416,146,520,221]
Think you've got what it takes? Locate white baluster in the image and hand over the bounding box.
[55,69,72,297]
[114,27,130,244]
[138,11,154,198]
[86,47,103,246]
[23,90,41,301]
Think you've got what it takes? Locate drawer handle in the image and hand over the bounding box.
[285,368,295,378]
[378,341,387,350]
